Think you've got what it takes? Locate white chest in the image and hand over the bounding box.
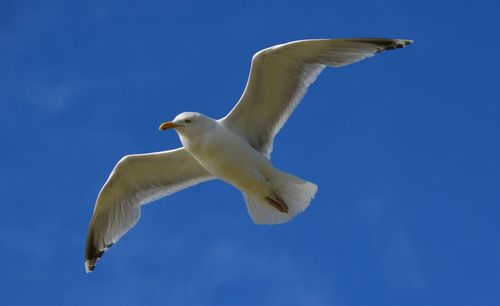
[180,125,272,192]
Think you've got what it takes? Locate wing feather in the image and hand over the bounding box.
[221,38,412,156]
[84,147,213,272]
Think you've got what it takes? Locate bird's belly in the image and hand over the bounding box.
[187,133,272,195]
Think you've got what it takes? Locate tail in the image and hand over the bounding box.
[244,171,318,225]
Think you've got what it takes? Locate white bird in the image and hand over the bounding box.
[84,38,412,272]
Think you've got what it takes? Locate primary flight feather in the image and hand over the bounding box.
[85,38,413,272]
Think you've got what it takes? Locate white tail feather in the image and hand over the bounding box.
[244,171,317,224]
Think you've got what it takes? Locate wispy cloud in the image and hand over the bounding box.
[169,239,335,306]
[356,188,426,292]
[23,80,86,114]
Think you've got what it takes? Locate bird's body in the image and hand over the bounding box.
[179,115,275,197]
[84,38,413,272]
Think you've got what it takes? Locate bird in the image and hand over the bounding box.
[84,38,413,272]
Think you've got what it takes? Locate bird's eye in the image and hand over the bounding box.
[184,119,192,124]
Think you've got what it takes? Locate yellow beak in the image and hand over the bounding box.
[159,121,178,131]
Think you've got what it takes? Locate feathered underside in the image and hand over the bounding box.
[84,148,213,272]
[221,38,412,157]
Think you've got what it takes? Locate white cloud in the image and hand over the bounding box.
[175,239,335,306]
[355,188,427,292]
[24,80,86,114]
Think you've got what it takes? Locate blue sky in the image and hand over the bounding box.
[1,0,499,305]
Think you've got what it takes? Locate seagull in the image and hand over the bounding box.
[84,38,412,272]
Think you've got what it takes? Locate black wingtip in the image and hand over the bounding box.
[85,260,96,273]
[394,39,413,48]
[376,39,413,52]
[84,244,112,273]
[84,237,101,273]
[346,38,413,53]
[84,227,114,273]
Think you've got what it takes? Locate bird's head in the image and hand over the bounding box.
[159,112,214,138]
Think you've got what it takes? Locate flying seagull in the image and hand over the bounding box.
[84,38,412,272]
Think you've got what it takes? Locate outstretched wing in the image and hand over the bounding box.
[85,147,213,272]
[221,38,412,156]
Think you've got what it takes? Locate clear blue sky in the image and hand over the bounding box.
[1,0,499,305]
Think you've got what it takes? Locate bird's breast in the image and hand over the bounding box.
[183,126,272,192]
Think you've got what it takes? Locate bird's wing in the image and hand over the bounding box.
[220,38,412,156]
[84,147,213,272]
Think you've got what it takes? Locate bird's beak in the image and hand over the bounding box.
[159,121,178,131]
